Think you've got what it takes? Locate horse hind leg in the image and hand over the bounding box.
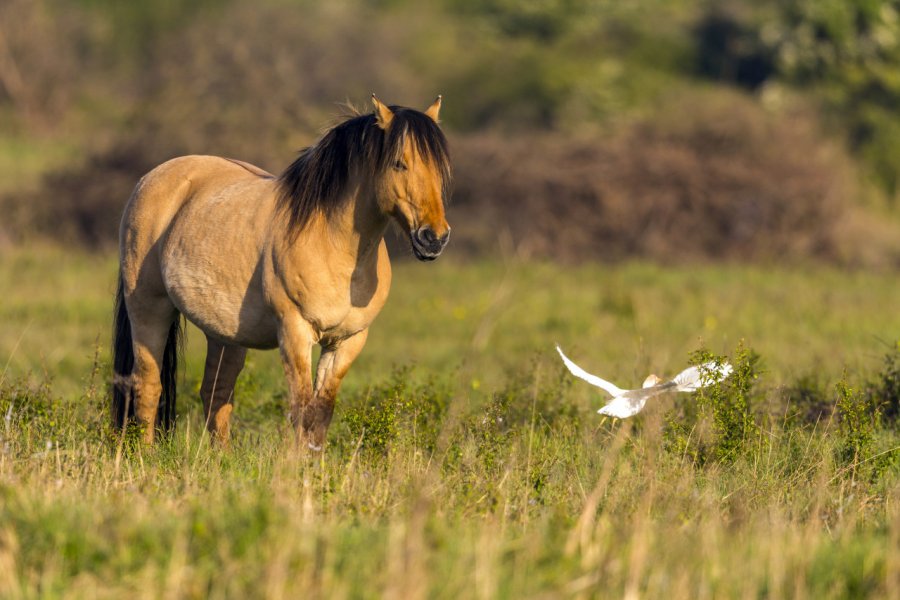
[128,298,180,443]
[200,337,247,446]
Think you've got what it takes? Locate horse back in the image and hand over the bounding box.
[122,155,272,237]
[120,155,281,347]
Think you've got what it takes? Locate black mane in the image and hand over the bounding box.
[277,106,451,233]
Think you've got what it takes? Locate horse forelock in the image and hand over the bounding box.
[386,108,452,203]
[277,106,451,234]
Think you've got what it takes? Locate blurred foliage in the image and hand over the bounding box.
[451,89,854,262]
[0,0,694,137]
[694,0,900,202]
[1,0,900,257]
[2,0,900,151]
[866,342,900,426]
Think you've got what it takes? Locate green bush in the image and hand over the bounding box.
[835,376,879,468]
[342,367,453,455]
[664,342,761,465]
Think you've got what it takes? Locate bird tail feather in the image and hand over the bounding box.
[673,361,733,392]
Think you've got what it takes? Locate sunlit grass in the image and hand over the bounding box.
[0,245,898,598]
[2,245,899,399]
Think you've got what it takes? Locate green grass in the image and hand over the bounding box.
[2,246,899,397]
[0,245,898,598]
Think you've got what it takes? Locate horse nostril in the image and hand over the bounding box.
[439,229,450,246]
[420,227,438,245]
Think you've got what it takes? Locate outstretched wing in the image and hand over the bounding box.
[556,346,625,397]
[598,395,648,418]
[672,361,733,392]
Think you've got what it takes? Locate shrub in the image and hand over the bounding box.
[342,368,452,455]
[451,90,853,263]
[834,376,879,469]
[663,342,762,465]
[342,369,411,455]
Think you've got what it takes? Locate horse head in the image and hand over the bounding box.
[371,95,451,261]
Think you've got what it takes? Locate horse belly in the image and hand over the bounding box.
[163,257,279,349]
[160,198,280,348]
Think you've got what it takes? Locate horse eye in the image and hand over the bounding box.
[393,160,407,172]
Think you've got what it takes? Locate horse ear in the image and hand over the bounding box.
[424,95,442,123]
[372,94,394,129]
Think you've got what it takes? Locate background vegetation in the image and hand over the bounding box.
[1,1,899,598]
[2,0,900,262]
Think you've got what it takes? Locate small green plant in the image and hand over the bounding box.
[471,392,513,472]
[342,368,454,456]
[101,420,147,455]
[662,412,702,465]
[834,376,879,469]
[0,380,62,454]
[343,368,411,455]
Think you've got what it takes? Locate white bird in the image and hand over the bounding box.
[556,346,733,418]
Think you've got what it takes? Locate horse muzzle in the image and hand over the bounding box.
[410,226,450,261]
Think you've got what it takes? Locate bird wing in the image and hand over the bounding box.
[672,361,733,392]
[598,394,648,418]
[556,346,625,397]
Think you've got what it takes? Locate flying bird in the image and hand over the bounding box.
[556,346,733,418]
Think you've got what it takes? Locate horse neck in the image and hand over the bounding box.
[333,179,390,262]
[280,175,387,270]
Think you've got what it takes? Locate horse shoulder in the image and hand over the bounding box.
[264,235,393,340]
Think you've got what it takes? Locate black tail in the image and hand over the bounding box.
[158,312,182,432]
[112,274,182,433]
[112,275,134,429]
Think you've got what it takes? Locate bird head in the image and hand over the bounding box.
[642,374,663,388]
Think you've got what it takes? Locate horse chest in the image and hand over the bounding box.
[275,249,391,342]
[295,281,388,341]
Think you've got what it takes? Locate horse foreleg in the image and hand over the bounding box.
[277,316,316,449]
[307,330,369,450]
[201,338,247,446]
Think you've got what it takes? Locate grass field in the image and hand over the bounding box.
[0,245,898,598]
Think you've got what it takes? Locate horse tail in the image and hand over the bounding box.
[112,273,134,429]
[157,312,183,433]
[112,273,183,433]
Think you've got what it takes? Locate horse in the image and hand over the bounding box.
[112,95,451,449]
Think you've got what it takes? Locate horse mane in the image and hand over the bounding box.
[277,105,451,233]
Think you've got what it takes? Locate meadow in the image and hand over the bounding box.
[3,0,900,597]
[0,245,898,598]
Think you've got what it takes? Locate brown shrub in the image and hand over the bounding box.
[449,90,853,262]
[5,85,857,263]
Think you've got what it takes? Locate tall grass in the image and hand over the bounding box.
[0,340,897,597]
[0,247,898,597]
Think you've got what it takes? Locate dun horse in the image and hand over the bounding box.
[112,96,451,449]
